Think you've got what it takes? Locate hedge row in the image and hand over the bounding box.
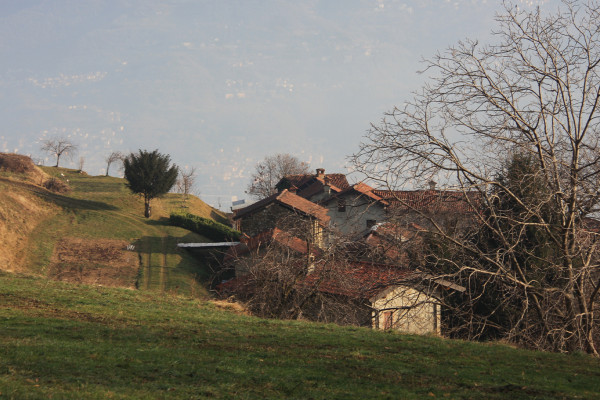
[169,212,240,242]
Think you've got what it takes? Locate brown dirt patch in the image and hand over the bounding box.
[49,238,140,288]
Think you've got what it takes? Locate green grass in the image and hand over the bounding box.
[1,272,599,399]
[5,167,227,297]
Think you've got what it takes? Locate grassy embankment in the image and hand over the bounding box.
[0,166,228,296]
[1,272,600,399]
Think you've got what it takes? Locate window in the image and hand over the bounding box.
[366,219,376,229]
[337,199,346,212]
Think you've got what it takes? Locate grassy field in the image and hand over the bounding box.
[1,166,228,297]
[1,272,599,399]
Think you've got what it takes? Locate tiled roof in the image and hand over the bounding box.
[224,227,310,263]
[302,262,415,299]
[322,181,389,206]
[321,173,351,190]
[295,180,336,199]
[372,189,479,213]
[233,189,330,224]
[364,223,424,264]
[276,190,330,223]
[583,217,600,233]
[279,172,350,197]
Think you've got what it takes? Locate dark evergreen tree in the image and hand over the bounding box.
[123,150,178,218]
[443,153,565,344]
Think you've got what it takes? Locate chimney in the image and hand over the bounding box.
[428,180,437,190]
[316,168,325,178]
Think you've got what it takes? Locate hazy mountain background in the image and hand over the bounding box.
[0,0,552,209]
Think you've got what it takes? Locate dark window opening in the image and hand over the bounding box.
[337,199,346,212]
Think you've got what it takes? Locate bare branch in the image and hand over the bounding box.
[246,153,310,200]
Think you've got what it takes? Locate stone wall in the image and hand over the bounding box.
[370,285,440,335]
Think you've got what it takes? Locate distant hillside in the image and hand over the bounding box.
[0,153,228,297]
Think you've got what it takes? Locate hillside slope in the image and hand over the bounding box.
[1,272,600,399]
[0,155,228,297]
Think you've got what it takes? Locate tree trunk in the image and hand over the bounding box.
[144,199,151,218]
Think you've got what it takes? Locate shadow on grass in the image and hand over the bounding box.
[34,188,118,211]
[133,236,180,255]
[0,177,118,212]
[144,217,170,227]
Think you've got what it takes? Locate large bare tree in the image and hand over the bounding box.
[353,1,600,354]
[41,137,78,168]
[246,153,310,200]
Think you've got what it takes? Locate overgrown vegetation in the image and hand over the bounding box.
[1,272,599,399]
[170,212,240,242]
[42,177,70,193]
[0,153,36,174]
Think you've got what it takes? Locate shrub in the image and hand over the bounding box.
[0,153,35,174]
[43,178,70,193]
[169,212,240,242]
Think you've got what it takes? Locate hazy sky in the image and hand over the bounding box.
[0,0,555,209]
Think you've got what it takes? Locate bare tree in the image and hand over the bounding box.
[77,156,85,173]
[246,153,310,200]
[41,137,78,168]
[353,1,600,354]
[105,151,124,176]
[175,167,197,208]
[221,215,369,323]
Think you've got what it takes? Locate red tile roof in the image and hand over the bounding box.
[233,189,330,224]
[372,189,479,213]
[278,172,350,199]
[302,261,415,299]
[224,227,312,263]
[583,217,600,233]
[322,181,389,206]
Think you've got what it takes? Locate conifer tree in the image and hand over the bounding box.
[123,150,178,218]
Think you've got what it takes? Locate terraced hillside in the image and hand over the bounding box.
[0,154,228,297]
